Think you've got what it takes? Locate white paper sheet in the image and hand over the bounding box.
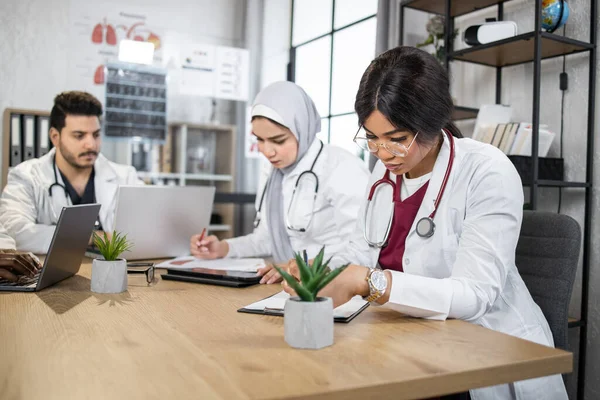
[157,256,265,272]
[243,291,368,319]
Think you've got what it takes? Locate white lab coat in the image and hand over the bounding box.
[226,139,370,261]
[0,148,142,254]
[0,223,15,249]
[333,134,568,400]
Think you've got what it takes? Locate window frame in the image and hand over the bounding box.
[288,0,377,144]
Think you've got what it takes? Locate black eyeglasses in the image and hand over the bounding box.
[127,262,155,285]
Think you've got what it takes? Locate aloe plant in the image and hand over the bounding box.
[92,231,133,261]
[274,246,348,302]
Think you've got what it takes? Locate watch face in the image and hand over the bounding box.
[371,270,387,291]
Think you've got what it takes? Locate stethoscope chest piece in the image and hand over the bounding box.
[416,216,435,238]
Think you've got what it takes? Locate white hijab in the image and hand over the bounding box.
[251,81,321,263]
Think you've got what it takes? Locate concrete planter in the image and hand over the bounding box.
[284,296,333,350]
[91,258,127,294]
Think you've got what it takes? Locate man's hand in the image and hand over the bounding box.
[0,252,42,282]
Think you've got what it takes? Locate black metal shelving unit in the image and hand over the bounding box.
[399,1,596,399]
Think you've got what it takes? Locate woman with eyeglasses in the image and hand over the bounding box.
[190,81,369,284]
[283,47,567,399]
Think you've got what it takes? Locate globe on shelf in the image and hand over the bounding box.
[542,0,570,32]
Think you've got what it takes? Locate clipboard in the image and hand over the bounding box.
[237,292,370,323]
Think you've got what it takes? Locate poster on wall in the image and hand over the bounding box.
[69,1,165,97]
[179,43,217,97]
[215,46,250,101]
[177,43,249,102]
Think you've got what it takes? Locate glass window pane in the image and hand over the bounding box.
[334,0,377,29]
[329,113,364,159]
[295,36,332,118]
[330,18,377,115]
[317,117,329,143]
[292,0,333,46]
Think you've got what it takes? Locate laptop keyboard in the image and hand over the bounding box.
[0,272,40,287]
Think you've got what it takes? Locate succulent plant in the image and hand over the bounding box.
[274,246,348,302]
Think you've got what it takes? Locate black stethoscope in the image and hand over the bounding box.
[48,155,69,200]
[48,155,101,229]
[363,129,455,248]
[254,140,324,232]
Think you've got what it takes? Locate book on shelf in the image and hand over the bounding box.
[473,121,555,158]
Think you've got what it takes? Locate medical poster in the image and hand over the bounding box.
[69,1,165,96]
[215,46,250,101]
[179,43,217,97]
[177,43,249,101]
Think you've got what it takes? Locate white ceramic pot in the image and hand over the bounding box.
[91,259,127,294]
[284,296,334,350]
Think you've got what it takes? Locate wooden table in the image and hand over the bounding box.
[0,261,572,400]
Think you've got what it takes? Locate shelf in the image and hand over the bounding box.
[450,32,594,67]
[106,93,166,103]
[186,173,233,182]
[569,317,585,328]
[208,224,231,232]
[137,172,233,182]
[105,79,166,89]
[401,0,505,17]
[522,180,590,188]
[452,106,478,121]
[214,192,256,204]
[105,107,166,117]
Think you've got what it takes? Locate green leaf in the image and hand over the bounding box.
[416,34,434,48]
[93,230,133,261]
[311,246,325,274]
[294,252,312,283]
[305,266,330,294]
[315,264,349,294]
[316,255,333,276]
[273,265,314,302]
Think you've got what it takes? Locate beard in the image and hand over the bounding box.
[58,141,97,170]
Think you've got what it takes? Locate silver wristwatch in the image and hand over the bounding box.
[364,268,388,302]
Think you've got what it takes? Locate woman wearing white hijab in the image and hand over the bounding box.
[190,81,370,283]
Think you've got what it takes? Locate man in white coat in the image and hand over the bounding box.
[0,91,141,254]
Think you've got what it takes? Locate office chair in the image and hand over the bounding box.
[515,211,581,350]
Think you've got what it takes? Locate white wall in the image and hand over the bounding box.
[0,0,245,166]
[260,1,291,93]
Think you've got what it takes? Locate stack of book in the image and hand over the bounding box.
[472,122,555,157]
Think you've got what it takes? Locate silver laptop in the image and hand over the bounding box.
[105,185,215,260]
[0,204,101,292]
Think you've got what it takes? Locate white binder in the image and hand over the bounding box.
[23,115,35,160]
[10,114,22,166]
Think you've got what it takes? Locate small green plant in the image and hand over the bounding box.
[274,246,349,302]
[92,231,133,261]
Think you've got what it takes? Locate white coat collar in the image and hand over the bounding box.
[285,139,323,179]
[406,131,454,241]
[44,147,120,229]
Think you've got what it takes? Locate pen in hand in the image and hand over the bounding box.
[196,228,207,250]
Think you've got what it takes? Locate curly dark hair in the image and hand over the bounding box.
[49,91,103,133]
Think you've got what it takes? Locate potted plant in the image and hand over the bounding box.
[90,231,133,294]
[274,247,348,350]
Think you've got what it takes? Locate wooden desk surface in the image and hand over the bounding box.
[0,261,572,400]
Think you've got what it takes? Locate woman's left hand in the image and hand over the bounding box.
[282,264,370,308]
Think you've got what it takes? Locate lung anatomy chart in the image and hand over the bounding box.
[69,1,164,95]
